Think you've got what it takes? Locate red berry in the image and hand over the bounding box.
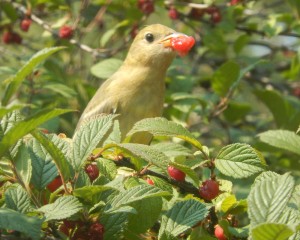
[168,166,186,181]
[12,32,22,44]
[293,87,300,98]
[20,19,32,32]
[230,0,241,5]
[214,225,227,240]
[2,31,13,44]
[199,179,219,200]
[59,25,73,39]
[189,8,205,20]
[137,0,154,15]
[47,176,63,192]
[88,223,104,240]
[211,10,222,23]
[85,164,99,181]
[170,36,195,56]
[146,178,154,185]
[168,7,179,20]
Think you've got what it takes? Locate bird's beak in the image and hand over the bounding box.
[159,32,188,48]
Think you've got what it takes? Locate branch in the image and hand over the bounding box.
[7,0,109,58]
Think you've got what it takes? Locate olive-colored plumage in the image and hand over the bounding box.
[76,24,181,143]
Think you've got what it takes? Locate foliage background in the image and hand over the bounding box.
[0,0,300,239]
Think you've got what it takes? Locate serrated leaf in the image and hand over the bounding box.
[5,185,32,213]
[248,172,295,227]
[73,185,114,202]
[96,158,117,180]
[215,143,266,178]
[14,143,32,187]
[2,47,65,106]
[0,208,42,240]
[258,130,300,156]
[72,115,115,171]
[151,142,193,158]
[252,223,294,240]
[212,61,240,97]
[290,184,300,209]
[128,197,163,234]
[38,195,83,221]
[90,58,123,79]
[43,82,77,98]
[0,108,72,158]
[109,185,170,209]
[0,105,24,119]
[159,199,210,238]
[101,211,130,240]
[104,143,169,169]
[27,137,58,190]
[32,130,71,181]
[126,118,202,150]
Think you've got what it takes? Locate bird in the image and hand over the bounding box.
[76,24,193,144]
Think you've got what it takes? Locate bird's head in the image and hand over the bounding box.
[125,24,194,69]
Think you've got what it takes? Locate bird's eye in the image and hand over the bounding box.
[145,33,154,43]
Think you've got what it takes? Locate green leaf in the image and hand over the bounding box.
[258,130,300,156]
[72,114,115,171]
[73,185,114,202]
[104,143,169,169]
[5,185,32,213]
[128,197,163,234]
[215,143,266,178]
[252,223,294,240]
[0,108,72,158]
[0,105,24,119]
[248,172,295,227]
[0,208,42,240]
[290,184,300,209]
[32,130,71,181]
[27,137,58,190]
[96,158,117,180]
[38,195,83,221]
[159,199,210,238]
[108,185,170,209]
[126,118,202,150]
[212,61,240,97]
[151,142,193,158]
[90,58,123,79]
[14,143,32,187]
[228,225,249,238]
[254,89,295,129]
[2,47,65,106]
[43,82,77,98]
[101,211,130,240]
[234,34,250,54]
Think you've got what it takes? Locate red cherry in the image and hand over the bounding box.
[20,19,32,32]
[88,223,104,240]
[59,25,73,39]
[292,87,300,98]
[12,32,22,44]
[168,7,179,20]
[214,225,227,240]
[167,166,186,181]
[85,164,99,181]
[47,176,63,192]
[170,36,195,56]
[199,179,219,200]
[230,0,241,5]
[137,0,154,15]
[211,10,222,23]
[189,8,205,20]
[2,31,13,44]
[146,178,154,185]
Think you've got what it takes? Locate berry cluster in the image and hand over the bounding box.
[137,0,154,15]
